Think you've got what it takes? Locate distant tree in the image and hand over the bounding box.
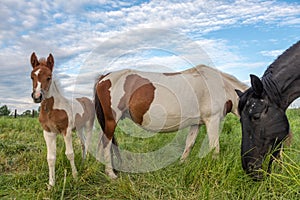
[0,105,11,116]
[22,110,32,117]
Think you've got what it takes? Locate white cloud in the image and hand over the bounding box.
[260,49,284,57]
[1,0,300,112]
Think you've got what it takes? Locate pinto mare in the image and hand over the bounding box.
[236,40,300,180]
[30,52,95,187]
[94,65,248,178]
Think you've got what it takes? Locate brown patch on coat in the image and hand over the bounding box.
[118,74,156,125]
[224,100,233,115]
[75,97,95,130]
[163,72,181,76]
[96,79,116,140]
[39,97,69,135]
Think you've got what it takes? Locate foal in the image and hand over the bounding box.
[30,52,95,187]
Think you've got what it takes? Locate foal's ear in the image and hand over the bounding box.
[235,89,243,98]
[46,53,54,71]
[250,74,263,97]
[30,52,39,68]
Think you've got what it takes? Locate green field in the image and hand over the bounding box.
[0,110,299,199]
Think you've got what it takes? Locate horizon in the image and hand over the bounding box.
[1,0,300,113]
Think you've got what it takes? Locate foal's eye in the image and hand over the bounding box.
[47,76,52,81]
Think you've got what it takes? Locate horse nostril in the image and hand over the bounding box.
[32,92,43,103]
[246,162,264,181]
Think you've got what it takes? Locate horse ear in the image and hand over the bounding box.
[250,74,263,96]
[30,52,39,68]
[235,89,244,98]
[47,53,54,71]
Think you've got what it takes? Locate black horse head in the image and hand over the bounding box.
[236,74,289,180]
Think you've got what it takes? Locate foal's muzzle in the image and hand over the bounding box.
[31,91,43,103]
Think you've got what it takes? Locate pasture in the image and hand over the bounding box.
[0,110,299,199]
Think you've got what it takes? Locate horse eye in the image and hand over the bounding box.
[47,76,52,81]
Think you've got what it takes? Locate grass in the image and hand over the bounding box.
[0,110,299,199]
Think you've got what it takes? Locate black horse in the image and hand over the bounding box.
[236,41,300,180]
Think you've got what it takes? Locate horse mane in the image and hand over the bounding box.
[52,78,64,93]
[260,41,300,107]
[263,40,300,76]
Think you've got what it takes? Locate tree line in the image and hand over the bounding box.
[0,104,39,117]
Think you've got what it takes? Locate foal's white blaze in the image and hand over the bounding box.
[34,81,42,98]
[34,69,40,76]
[33,69,42,99]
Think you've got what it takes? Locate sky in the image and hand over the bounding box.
[1,0,300,114]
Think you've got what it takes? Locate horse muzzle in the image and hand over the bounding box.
[245,163,264,181]
[31,91,43,103]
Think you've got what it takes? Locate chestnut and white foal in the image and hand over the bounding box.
[95,65,248,178]
[30,52,95,187]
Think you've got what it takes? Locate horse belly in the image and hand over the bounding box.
[140,86,201,132]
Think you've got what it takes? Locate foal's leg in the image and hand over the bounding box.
[63,128,78,179]
[43,130,57,187]
[180,125,200,162]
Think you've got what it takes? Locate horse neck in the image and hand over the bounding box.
[262,41,300,110]
[223,74,249,116]
[45,80,67,102]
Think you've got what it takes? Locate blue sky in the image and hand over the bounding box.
[0,0,300,113]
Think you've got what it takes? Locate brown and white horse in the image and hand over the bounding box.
[30,52,95,187]
[94,65,248,178]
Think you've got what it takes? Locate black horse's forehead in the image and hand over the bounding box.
[246,98,265,109]
[238,89,266,113]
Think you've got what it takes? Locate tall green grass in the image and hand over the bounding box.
[0,110,299,199]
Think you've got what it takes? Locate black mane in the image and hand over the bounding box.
[261,40,300,108]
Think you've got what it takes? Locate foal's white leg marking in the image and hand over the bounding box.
[104,140,117,179]
[43,130,57,187]
[63,128,78,179]
[180,125,200,162]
